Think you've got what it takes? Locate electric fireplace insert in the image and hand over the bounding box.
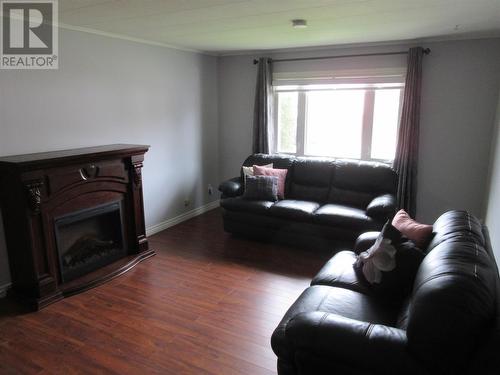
[54,201,127,283]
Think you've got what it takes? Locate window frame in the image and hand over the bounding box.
[273,84,404,163]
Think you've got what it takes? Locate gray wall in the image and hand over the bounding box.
[418,39,500,222]
[217,38,500,223]
[0,29,219,290]
[2,32,499,290]
[485,97,500,266]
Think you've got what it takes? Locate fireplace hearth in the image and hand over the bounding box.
[0,144,155,309]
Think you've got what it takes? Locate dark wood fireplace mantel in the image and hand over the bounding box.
[0,144,155,310]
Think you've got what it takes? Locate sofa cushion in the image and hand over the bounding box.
[311,251,371,295]
[313,204,379,230]
[269,200,320,221]
[220,197,273,214]
[271,285,398,360]
[288,158,334,202]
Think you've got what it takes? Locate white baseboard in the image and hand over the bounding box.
[146,200,219,237]
[0,282,11,298]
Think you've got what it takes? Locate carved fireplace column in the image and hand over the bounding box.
[130,155,148,253]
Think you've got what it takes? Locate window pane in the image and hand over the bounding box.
[371,89,401,160]
[305,90,365,158]
[277,92,298,153]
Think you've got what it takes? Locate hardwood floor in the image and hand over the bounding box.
[0,208,338,374]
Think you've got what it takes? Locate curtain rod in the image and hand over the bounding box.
[252,48,430,64]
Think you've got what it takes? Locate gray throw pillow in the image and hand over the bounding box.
[243,175,278,201]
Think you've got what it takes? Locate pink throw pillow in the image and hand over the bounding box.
[392,209,433,248]
[253,165,288,199]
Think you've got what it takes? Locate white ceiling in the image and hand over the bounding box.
[59,0,500,54]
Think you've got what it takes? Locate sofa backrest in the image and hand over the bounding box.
[405,211,498,375]
[287,157,335,202]
[241,155,397,205]
[242,153,295,171]
[329,159,398,208]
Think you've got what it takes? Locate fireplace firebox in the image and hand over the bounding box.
[0,144,155,310]
[55,201,127,283]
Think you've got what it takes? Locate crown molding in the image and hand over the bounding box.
[58,23,217,56]
[216,32,500,57]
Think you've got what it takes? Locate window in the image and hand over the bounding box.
[274,81,404,162]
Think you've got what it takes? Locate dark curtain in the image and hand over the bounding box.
[393,47,424,217]
[252,57,274,154]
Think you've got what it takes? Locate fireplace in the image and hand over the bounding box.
[0,144,155,310]
[55,201,127,283]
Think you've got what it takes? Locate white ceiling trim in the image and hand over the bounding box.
[217,31,500,57]
[58,22,215,55]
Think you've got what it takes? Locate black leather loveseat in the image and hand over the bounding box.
[271,210,500,375]
[219,154,398,248]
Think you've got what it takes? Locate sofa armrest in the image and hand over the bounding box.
[354,231,380,254]
[286,311,424,375]
[366,193,396,220]
[218,177,242,198]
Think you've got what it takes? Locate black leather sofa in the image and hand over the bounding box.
[219,154,398,248]
[271,210,500,375]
